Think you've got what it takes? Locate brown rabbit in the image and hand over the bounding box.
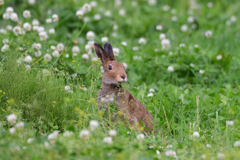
[94,42,154,133]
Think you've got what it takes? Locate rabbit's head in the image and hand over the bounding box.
[94,43,127,85]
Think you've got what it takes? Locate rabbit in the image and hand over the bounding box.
[93,42,154,133]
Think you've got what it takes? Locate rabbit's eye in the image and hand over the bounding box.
[108,64,113,70]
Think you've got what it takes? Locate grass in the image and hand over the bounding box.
[0,0,240,159]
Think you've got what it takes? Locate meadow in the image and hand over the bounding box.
[0,0,240,159]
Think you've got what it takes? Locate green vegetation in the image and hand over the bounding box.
[0,0,240,159]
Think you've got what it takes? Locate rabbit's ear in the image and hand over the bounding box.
[104,43,116,61]
[94,43,109,64]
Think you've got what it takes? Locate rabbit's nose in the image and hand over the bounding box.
[121,76,126,80]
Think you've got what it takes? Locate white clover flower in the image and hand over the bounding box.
[79,129,89,140]
[149,88,155,93]
[133,46,139,51]
[115,0,122,7]
[168,66,174,72]
[44,54,52,62]
[113,48,120,56]
[13,26,21,35]
[166,144,172,149]
[234,141,240,147]
[163,5,170,11]
[57,43,64,51]
[156,25,163,30]
[137,134,145,140]
[33,43,41,50]
[138,38,147,44]
[165,150,176,157]
[15,122,24,128]
[34,50,42,57]
[122,62,127,69]
[7,114,17,124]
[1,44,9,52]
[181,24,188,32]
[32,19,39,26]
[109,130,117,136]
[37,26,44,33]
[72,46,80,53]
[82,3,91,13]
[104,10,111,17]
[33,26,38,31]
[199,70,204,74]
[147,93,153,97]
[89,120,99,130]
[206,144,212,148]
[85,44,91,52]
[161,39,171,50]
[39,31,48,41]
[187,16,194,23]
[148,0,156,6]
[52,50,60,58]
[2,39,9,44]
[217,153,225,159]
[10,127,16,134]
[113,24,118,30]
[159,33,166,40]
[179,43,185,47]
[127,131,131,134]
[46,18,52,23]
[23,10,31,18]
[86,31,94,41]
[83,17,89,22]
[28,0,35,5]
[190,63,194,67]
[94,14,101,20]
[6,25,13,31]
[193,131,200,138]
[207,2,214,8]
[82,54,89,59]
[205,31,212,38]
[121,41,127,46]
[216,55,222,60]
[27,138,34,144]
[156,150,160,155]
[23,22,31,31]
[88,40,94,47]
[48,28,55,34]
[90,1,97,8]
[226,120,234,126]
[52,14,58,22]
[3,13,9,20]
[6,7,14,14]
[10,12,18,22]
[149,145,154,149]
[50,46,56,50]
[103,137,113,144]
[194,44,199,48]
[230,16,237,22]
[101,37,108,43]
[171,16,178,21]
[63,130,73,137]
[44,141,50,147]
[26,65,31,70]
[24,55,33,63]
[64,86,70,92]
[101,94,114,103]
[119,9,125,17]
[76,10,84,19]
[48,130,59,140]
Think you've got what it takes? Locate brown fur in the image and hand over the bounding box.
[94,42,154,133]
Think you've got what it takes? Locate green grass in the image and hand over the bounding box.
[0,0,240,159]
